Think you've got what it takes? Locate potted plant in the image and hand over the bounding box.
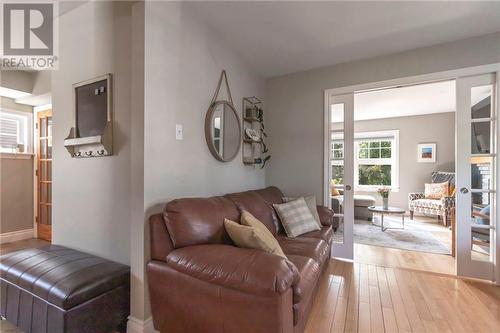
[377,187,391,210]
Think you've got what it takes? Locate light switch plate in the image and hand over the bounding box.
[175,124,183,140]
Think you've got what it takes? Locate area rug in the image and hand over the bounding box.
[334,217,451,255]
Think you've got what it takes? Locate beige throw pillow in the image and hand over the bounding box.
[273,197,321,238]
[424,182,449,199]
[283,195,321,228]
[224,218,287,259]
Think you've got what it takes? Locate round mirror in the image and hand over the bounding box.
[205,101,241,162]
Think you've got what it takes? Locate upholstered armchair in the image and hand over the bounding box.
[408,171,455,227]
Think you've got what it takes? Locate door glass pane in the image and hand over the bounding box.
[40,162,46,181]
[47,117,52,158]
[471,121,491,154]
[47,161,52,181]
[331,103,344,244]
[40,205,46,225]
[471,85,492,119]
[47,117,52,137]
[47,206,52,226]
[40,139,47,158]
[41,183,47,203]
[40,118,47,137]
[47,184,52,203]
[470,193,493,262]
[47,141,52,158]
[471,156,493,191]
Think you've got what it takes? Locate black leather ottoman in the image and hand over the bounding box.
[0,245,130,333]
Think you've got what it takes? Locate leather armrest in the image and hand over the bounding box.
[166,244,299,296]
[316,205,334,226]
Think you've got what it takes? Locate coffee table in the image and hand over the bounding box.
[368,206,405,232]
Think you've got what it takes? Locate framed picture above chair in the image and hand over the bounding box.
[417,143,436,163]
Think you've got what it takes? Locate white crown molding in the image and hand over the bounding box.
[127,316,157,333]
[0,229,34,244]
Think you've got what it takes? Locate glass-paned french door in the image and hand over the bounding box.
[325,93,354,260]
[456,73,497,281]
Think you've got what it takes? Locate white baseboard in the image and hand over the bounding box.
[127,316,157,333]
[0,229,34,244]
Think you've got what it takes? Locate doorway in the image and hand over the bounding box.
[324,67,499,282]
[36,109,52,241]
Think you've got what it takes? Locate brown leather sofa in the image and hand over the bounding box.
[148,186,335,333]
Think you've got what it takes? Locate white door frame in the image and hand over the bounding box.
[456,73,497,281]
[326,93,355,260]
[323,63,500,282]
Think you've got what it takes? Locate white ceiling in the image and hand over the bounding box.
[330,79,492,122]
[188,1,500,77]
[351,80,456,121]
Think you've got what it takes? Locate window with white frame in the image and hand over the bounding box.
[331,130,399,190]
[0,110,32,154]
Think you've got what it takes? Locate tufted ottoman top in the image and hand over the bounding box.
[0,245,129,310]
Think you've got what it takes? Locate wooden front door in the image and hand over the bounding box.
[37,110,52,241]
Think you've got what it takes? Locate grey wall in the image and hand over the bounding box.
[0,158,33,233]
[52,1,132,265]
[144,1,266,209]
[266,32,500,204]
[353,112,455,208]
[0,97,34,234]
[0,71,33,93]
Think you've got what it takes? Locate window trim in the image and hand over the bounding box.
[330,130,400,192]
[0,108,33,154]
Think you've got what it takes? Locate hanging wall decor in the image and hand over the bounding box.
[242,96,270,168]
[64,74,113,158]
[204,70,241,162]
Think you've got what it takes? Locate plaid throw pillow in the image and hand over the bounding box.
[273,197,320,238]
[282,195,322,228]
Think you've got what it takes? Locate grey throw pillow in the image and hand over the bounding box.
[283,195,321,228]
[273,197,320,238]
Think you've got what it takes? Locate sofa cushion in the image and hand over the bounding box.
[286,255,321,325]
[254,186,286,234]
[354,195,376,207]
[286,255,320,305]
[225,191,280,235]
[0,246,129,311]
[299,226,333,244]
[164,196,239,249]
[254,186,284,205]
[166,244,299,296]
[411,198,443,210]
[277,236,329,265]
[224,218,287,259]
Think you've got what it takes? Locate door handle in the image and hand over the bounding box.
[345,185,352,191]
[460,187,469,194]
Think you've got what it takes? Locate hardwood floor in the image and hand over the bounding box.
[0,238,49,255]
[305,259,500,333]
[354,243,455,276]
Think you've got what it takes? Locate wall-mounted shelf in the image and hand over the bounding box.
[64,74,113,158]
[64,121,113,157]
[242,96,268,167]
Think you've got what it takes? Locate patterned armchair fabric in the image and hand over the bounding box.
[408,172,455,226]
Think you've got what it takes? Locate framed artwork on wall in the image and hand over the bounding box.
[417,143,436,163]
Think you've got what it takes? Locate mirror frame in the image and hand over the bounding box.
[205,100,241,162]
